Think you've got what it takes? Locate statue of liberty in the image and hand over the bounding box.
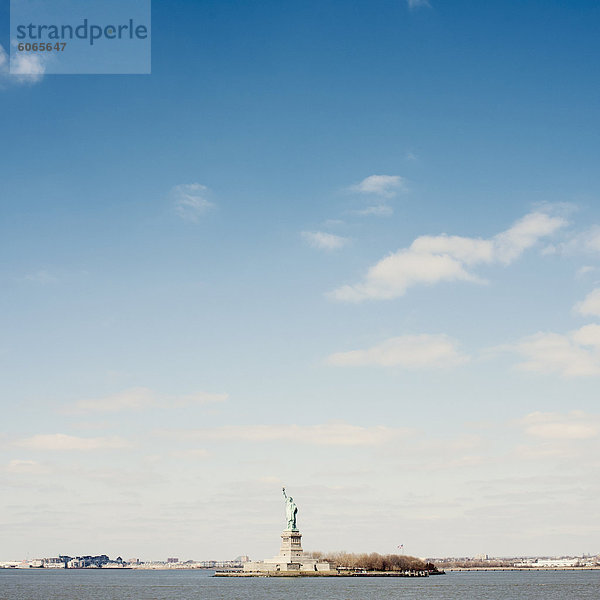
[282,487,298,531]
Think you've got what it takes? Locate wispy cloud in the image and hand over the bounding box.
[504,324,600,377]
[327,334,468,369]
[1,44,45,85]
[576,226,600,252]
[574,288,600,318]
[348,175,406,198]
[301,230,349,250]
[66,387,154,413]
[329,210,567,302]
[11,53,46,83]
[518,411,599,440]
[548,224,600,256]
[576,265,595,278]
[170,183,214,221]
[63,387,228,414]
[17,434,131,451]
[159,422,410,447]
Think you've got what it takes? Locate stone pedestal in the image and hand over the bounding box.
[278,530,303,561]
[243,529,334,574]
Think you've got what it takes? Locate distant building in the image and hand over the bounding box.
[67,559,85,569]
[43,558,64,569]
[535,558,581,568]
[167,557,179,563]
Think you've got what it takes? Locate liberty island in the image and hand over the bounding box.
[215,489,433,577]
[237,488,335,574]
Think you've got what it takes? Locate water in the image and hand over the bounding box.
[1,569,600,600]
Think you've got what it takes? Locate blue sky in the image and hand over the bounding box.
[2,0,600,561]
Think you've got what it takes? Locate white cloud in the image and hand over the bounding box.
[552,225,600,256]
[11,53,46,82]
[64,387,227,414]
[348,175,406,198]
[1,44,46,84]
[330,210,567,302]
[574,288,600,318]
[353,204,394,217]
[580,226,600,252]
[161,422,409,447]
[407,0,431,8]
[506,324,600,377]
[17,434,131,451]
[492,212,566,263]
[301,230,349,250]
[572,323,600,346]
[330,248,480,302]
[518,411,599,440]
[170,183,214,221]
[67,387,155,413]
[410,235,494,265]
[327,334,468,369]
[576,265,595,278]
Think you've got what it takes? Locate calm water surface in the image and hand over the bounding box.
[1,569,599,600]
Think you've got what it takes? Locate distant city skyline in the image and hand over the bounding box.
[2,0,600,561]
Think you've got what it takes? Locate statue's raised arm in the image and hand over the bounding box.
[282,487,287,499]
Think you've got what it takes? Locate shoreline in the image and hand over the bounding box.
[215,571,431,578]
[446,566,600,572]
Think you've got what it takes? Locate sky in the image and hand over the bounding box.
[2,0,600,562]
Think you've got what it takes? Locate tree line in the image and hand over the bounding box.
[308,551,435,572]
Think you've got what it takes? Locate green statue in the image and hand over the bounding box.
[282,487,298,531]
